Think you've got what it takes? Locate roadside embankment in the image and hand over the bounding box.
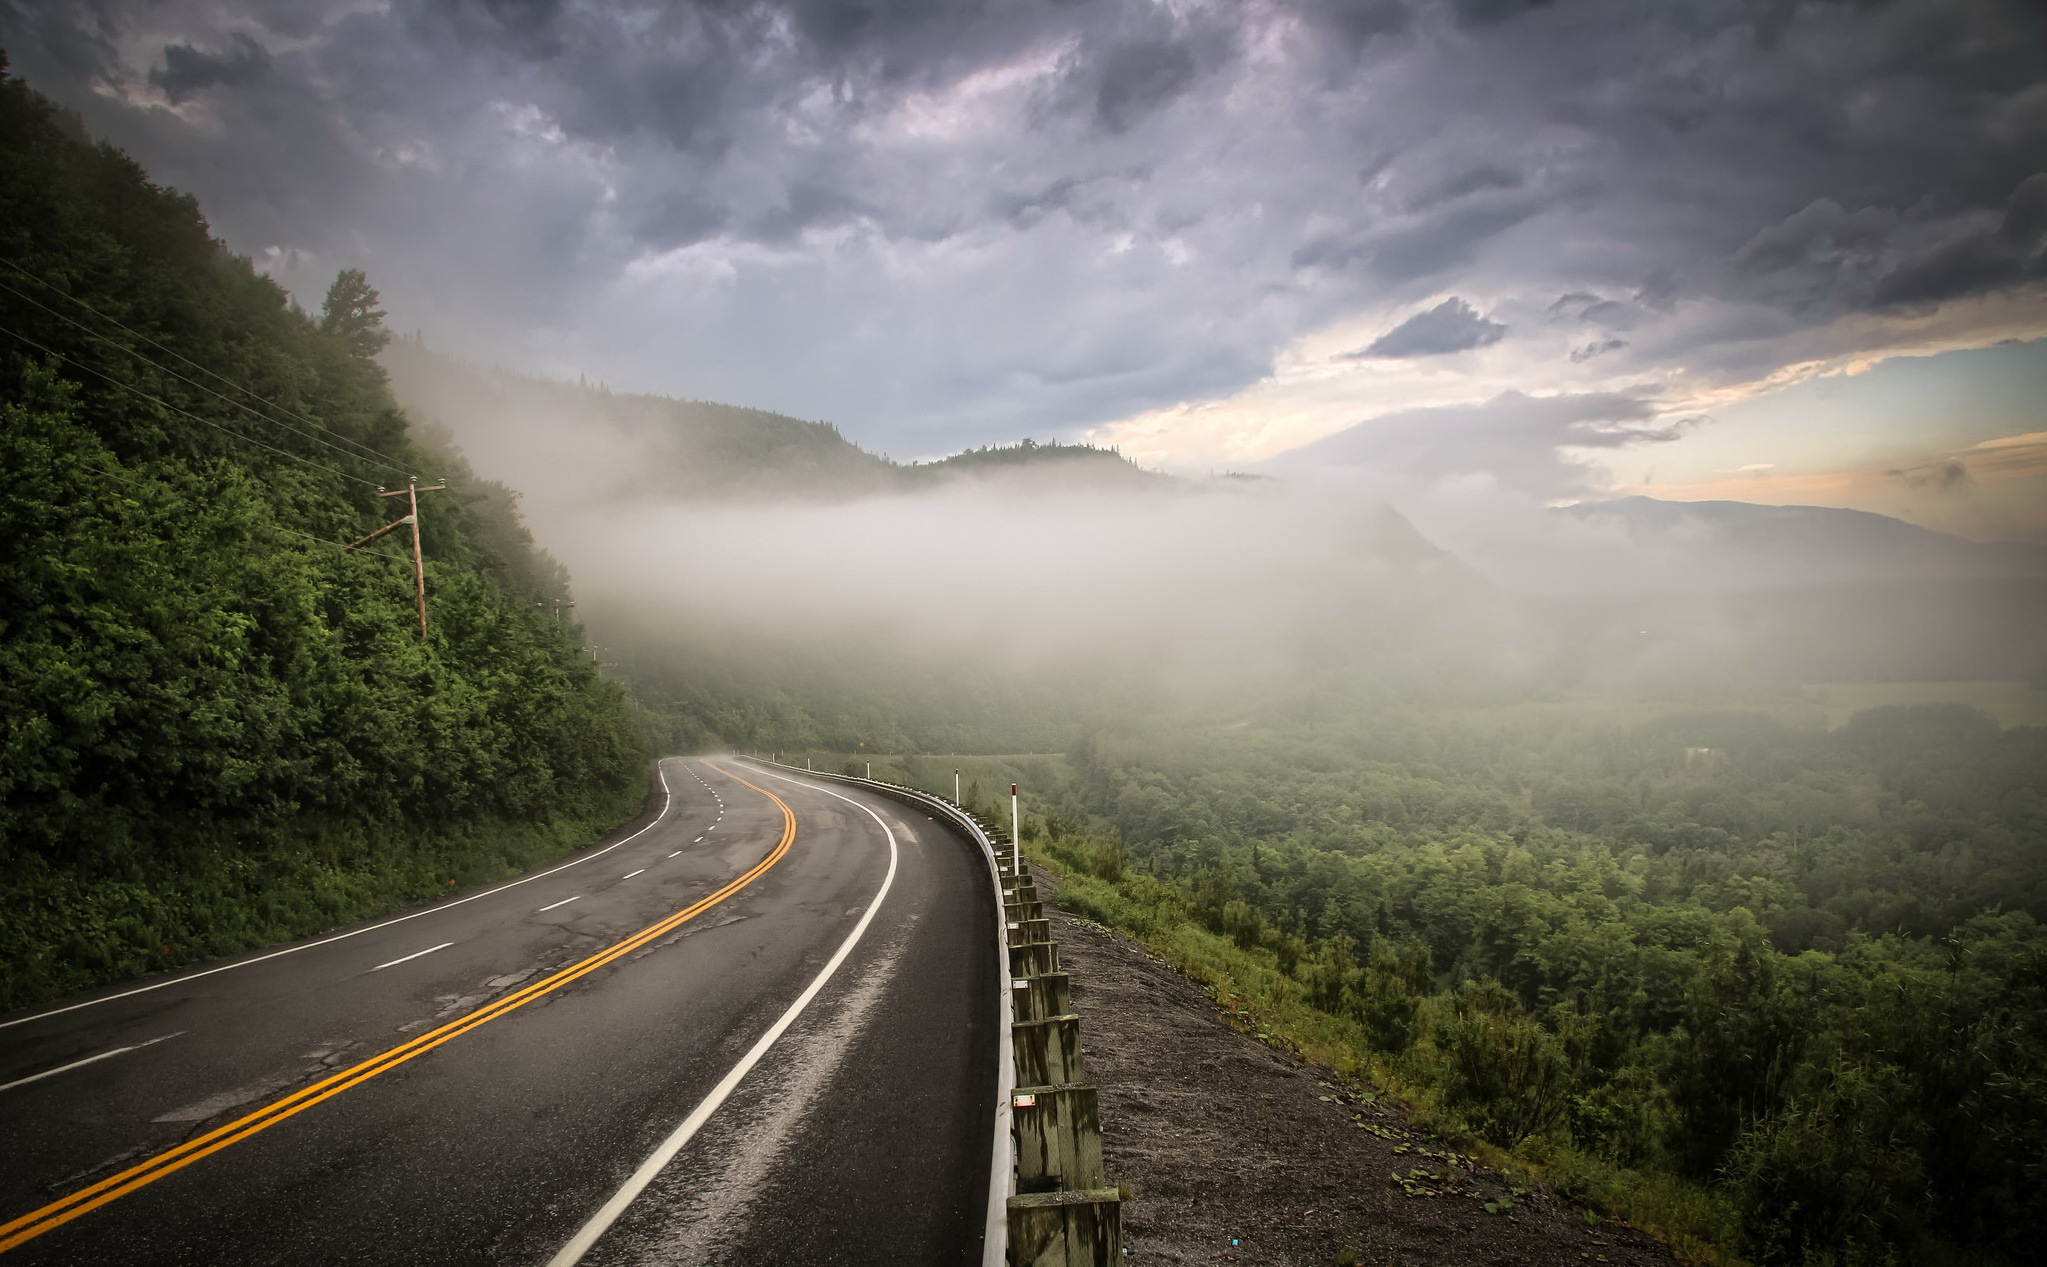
[1034,867,1678,1266]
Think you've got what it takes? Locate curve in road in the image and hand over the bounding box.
[0,758,997,1265]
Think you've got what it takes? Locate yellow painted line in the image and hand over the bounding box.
[0,762,793,1255]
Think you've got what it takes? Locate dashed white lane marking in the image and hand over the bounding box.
[1,1032,186,1094]
[369,942,455,972]
[538,896,582,913]
[1,764,680,1033]
[667,851,682,858]
[623,869,646,879]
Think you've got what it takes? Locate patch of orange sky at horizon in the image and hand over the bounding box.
[1632,431,2047,542]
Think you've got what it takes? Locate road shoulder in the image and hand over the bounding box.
[1038,873,1677,1266]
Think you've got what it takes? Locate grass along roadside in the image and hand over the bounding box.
[1022,829,1746,1267]
[0,768,651,1014]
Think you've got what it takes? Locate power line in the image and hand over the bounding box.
[0,321,382,488]
[0,256,413,471]
[0,270,413,478]
[39,448,415,564]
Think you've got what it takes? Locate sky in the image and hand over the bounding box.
[3,0,2044,538]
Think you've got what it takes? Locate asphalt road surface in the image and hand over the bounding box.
[0,759,998,1265]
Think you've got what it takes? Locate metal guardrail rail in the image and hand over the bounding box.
[738,759,1121,1266]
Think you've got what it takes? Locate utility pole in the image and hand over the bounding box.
[1011,783,1021,876]
[349,477,446,637]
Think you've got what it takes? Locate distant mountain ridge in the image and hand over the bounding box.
[382,342,1163,503]
[1550,496,2047,590]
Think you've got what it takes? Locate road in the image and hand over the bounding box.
[0,759,998,1265]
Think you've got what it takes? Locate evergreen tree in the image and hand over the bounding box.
[319,267,390,358]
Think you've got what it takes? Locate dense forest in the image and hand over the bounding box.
[845,697,2046,1266]
[8,50,2043,1267]
[0,64,644,1010]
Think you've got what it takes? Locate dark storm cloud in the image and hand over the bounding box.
[151,33,270,103]
[1353,297,1508,358]
[0,0,2041,473]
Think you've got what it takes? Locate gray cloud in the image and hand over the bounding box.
[1267,390,1676,499]
[1354,297,1508,358]
[1,0,2041,464]
[1888,460,1971,491]
[150,32,269,103]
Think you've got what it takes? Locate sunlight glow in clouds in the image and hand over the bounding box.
[5,0,2043,532]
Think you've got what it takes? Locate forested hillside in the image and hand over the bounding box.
[0,64,643,1010]
[859,698,2046,1267]
[381,340,1164,505]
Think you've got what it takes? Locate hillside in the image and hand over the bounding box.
[0,67,644,1009]
[381,340,1166,505]
[1551,496,2047,590]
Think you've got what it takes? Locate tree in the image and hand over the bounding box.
[319,268,390,358]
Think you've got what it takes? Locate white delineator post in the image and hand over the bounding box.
[955,769,961,803]
[1011,783,1021,875]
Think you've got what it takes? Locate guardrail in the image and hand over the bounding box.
[739,759,1122,1266]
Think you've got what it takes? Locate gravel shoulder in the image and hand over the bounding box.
[1037,870,1678,1267]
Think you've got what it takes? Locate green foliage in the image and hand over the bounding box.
[1438,978,1570,1146]
[994,698,2047,1266]
[319,267,390,359]
[0,67,643,1009]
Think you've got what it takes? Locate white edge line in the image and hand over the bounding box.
[0,1031,186,1093]
[546,766,901,1267]
[537,896,582,913]
[2,762,682,1031]
[742,760,1013,1267]
[368,942,455,973]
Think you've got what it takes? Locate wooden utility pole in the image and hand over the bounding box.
[348,478,445,637]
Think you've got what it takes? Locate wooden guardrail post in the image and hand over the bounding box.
[1001,860,1120,1264]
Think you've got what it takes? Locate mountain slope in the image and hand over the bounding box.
[0,66,643,1009]
[381,341,1166,505]
[1558,496,2047,588]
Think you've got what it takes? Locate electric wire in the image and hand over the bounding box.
[44,450,413,564]
[0,321,382,488]
[0,271,413,478]
[0,257,413,471]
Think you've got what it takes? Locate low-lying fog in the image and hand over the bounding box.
[386,346,2047,704]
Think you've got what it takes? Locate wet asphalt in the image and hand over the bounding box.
[0,758,998,1265]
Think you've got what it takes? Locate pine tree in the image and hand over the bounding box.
[319,267,390,358]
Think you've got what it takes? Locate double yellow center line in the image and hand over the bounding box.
[0,763,794,1255]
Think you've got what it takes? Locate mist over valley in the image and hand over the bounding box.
[4,5,2045,1264]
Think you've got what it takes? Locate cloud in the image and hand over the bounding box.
[1632,430,2047,542]
[150,33,271,104]
[1887,460,1971,490]
[1092,40,1200,133]
[1266,389,1676,499]
[1352,297,1508,358]
[3,0,2043,465]
[1569,337,1627,363]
